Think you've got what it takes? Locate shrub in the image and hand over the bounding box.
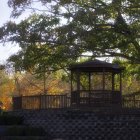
[0,114,23,125]
[4,115,23,125]
[6,126,25,136]
[0,116,5,125]
[24,126,45,136]
[6,126,46,136]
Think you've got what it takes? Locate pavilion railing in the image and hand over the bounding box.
[13,94,70,110]
[71,90,121,107]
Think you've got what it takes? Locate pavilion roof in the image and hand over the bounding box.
[69,59,124,73]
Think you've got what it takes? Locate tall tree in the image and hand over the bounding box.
[0,0,139,73]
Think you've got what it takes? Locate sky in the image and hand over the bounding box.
[0,0,21,64]
[0,0,46,64]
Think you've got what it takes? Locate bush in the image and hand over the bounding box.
[6,126,25,136]
[6,126,45,136]
[4,115,23,125]
[0,114,23,125]
[0,116,5,125]
[24,126,45,136]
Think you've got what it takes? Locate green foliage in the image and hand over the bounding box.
[3,14,77,75]
[6,126,24,136]
[0,0,139,77]
[113,58,140,80]
[0,115,23,125]
[113,58,140,94]
[4,115,23,125]
[6,126,45,136]
[24,126,45,136]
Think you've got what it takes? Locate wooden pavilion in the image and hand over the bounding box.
[69,59,125,108]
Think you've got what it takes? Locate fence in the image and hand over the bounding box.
[13,94,140,110]
[13,94,70,110]
[122,99,140,108]
[122,91,140,109]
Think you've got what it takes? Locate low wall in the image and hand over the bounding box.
[8,109,140,140]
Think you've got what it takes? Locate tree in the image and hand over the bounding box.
[113,58,140,94]
[12,70,70,96]
[0,64,15,110]
[0,0,139,72]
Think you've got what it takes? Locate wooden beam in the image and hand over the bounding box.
[71,71,73,92]
[71,71,74,106]
[112,73,115,91]
[77,70,80,91]
[77,70,80,106]
[103,69,105,91]
[89,72,91,91]
[120,72,122,93]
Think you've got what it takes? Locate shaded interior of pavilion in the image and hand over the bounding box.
[69,59,125,108]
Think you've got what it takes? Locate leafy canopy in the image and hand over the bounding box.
[0,0,140,73]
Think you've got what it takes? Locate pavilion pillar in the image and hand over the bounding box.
[70,71,73,106]
[89,73,91,91]
[112,73,115,91]
[112,72,115,104]
[103,69,105,91]
[119,72,122,107]
[77,70,80,106]
[120,72,122,93]
[77,70,80,91]
[71,71,73,92]
[89,72,91,105]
